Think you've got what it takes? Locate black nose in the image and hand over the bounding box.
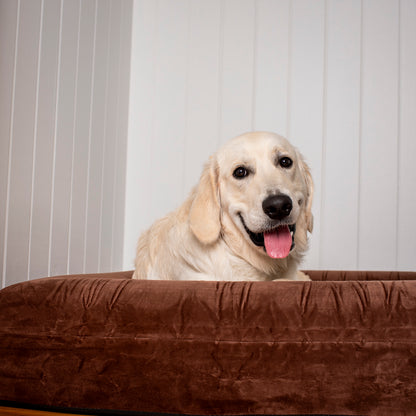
[262,194,293,220]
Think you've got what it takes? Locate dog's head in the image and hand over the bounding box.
[189,132,313,263]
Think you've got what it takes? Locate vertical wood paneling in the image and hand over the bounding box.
[100,0,122,272]
[0,0,19,286]
[0,0,132,287]
[149,0,189,220]
[320,0,361,269]
[68,0,96,274]
[220,0,255,144]
[49,0,80,277]
[124,0,416,273]
[123,0,157,269]
[5,0,42,286]
[183,0,221,196]
[359,0,399,270]
[112,0,133,272]
[28,0,61,280]
[2,0,415,285]
[398,0,416,270]
[85,0,111,273]
[254,0,290,135]
[288,0,325,269]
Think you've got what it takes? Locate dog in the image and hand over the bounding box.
[133,132,313,281]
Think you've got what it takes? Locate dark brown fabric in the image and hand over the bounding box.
[306,269,416,281]
[1,271,416,415]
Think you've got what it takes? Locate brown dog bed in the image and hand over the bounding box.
[1,270,416,415]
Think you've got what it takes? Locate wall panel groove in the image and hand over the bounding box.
[356,0,364,270]
[216,0,225,149]
[319,0,328,268]
[66,0,82,275]
[0,0,20,287]
[397,0,416,270]
[48,0,64,278]
[83,0,98,273]
[395,0,401,270]
[49,0,80,277]
[27,0,45,281]
[285,0,293,140]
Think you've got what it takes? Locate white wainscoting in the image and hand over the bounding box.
[124,0,416,272]
[0,0,133,288]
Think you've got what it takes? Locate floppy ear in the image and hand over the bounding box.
[189,157,221,244]
[298,155,314,233]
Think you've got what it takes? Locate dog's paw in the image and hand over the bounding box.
[296,270,311,281]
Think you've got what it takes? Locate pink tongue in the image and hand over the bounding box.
[264,225,292,259]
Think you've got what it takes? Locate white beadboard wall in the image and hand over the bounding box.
[124,0,416,272]
[1,0,415,289]
[0,0,133,288]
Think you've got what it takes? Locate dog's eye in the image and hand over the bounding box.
[279,157,293,168]
[233,166,249,179]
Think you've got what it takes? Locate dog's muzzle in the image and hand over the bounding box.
[238,214,296,258]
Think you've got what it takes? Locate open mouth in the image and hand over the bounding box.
[239,214,296,259]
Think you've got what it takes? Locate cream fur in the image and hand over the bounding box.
[133,132,313,281]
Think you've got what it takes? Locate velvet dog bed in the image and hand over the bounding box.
[1,270,416,415]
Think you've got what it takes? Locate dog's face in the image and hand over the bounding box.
[189,132,313,262]
[217,132,312,259]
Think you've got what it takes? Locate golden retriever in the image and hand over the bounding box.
[133,132,313,281]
